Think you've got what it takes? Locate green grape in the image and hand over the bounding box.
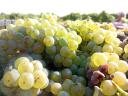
[6,24,16,31]
[3,69,20,87]
[32,42,44,54]
[43,36,55,47]
[58,38,68,47]
[23,36,34,48]
[7,40,17,49]
[92,34,104,44]
[105,34,114,44]
[50,71,61,82]
[90,52,108,68]
[74,35,82,44]
[44,28,55,36]
[24,18,36,27]
[13,32,24,42]
[86,41,96,51]
[46,45,56,55]
[68,39,78,51]
[54,54,64,65]
[63,58,72,67]
[15,57,30,69]
[0,40,8,50]
[62,79,74,92]
[102,44,113,53]
[57,91,70,96]
[70,64,78,74]
[42,68,49,76]
[41,19,51,28]
[30,29,40,39]
[111,38,121,46]
[55,25,68,38]
[18,61,34,74]
[107,53,119,62]
[31,60,43,71]
[112,72,126,86]
[92,45,102,52]
[118,60,128,73]
[51,82,62,95]
[60,46,76,58]
[108,62,119,74]
[114,47,123,55]
[70,83,86,96]
[18,72,34,90]
[75,76,86,85]
[100,80,117,96]
[124,44,128,53]
[61,68,72,80]
[15,19,24,26]
[33,70,49,89]
[120,79,128,91]
[26,26,34,35]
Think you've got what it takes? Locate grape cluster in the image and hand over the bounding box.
[1,13,128,96]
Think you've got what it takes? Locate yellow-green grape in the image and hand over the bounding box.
[57,91,70,96]
[68,39,78,51]
[100,80,117,96]
[105,34,114,44]
[92,34,104,44]
[112,38,121,46]
[124,44,128,53]
[41,19,51,29]
[55,25,68,38]
[43,36,55,47]
[114,47,123,55]
[112,72,126,86]
[6,24,16,31]
[91,52,108,68]
[18,72,34,90]
[33,70,49,89]
[74,35,82,44]
[107,53,119,62]
[108,62,118,74]
[15,19,24,26]
[44,28,55,36]
[31,60,43,71]
[102,44,113,53]
[15,57,30,69]
[30,29,40,39]
[18,62,34,74]
[118,60,128,73]
[51,82,62,95]
[24,18,36,27]
[70,83,86,96]
[3,69,20,87]
[121,79,128,91]
[26,26,34,35]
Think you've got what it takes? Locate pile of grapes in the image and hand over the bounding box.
[1,13,128,96]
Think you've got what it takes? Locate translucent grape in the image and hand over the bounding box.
[112,72,126,86]
[18,72,34,90]
[43,36,55,47]
[51,82,62,95]
[33,70,49,89]
[100,80,117,95]
[108,62,119,74]
[15,57,30,69]
[118,60,128,73]
[90,52,108,68]
[31,60,43,71]
[3,69,20,87]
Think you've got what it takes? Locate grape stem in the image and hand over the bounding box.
[112,81,128,96]
[93,86,103,96]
